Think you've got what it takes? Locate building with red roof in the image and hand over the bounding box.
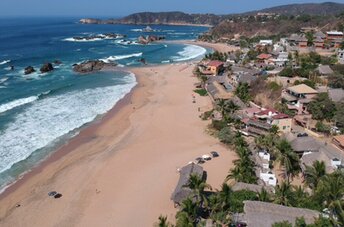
[206,60,224,75]
[240,108,292,136]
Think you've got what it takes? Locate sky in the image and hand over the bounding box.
[1,0,344,17]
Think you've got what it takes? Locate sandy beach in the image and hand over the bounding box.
[0,55,236,226]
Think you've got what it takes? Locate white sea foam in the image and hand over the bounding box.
[130,29,143,32]
[0,73,137,174]
[63,37,102,42]
[172,45,207,62]
[100,53,143,62]
[0,96,38,114]
[0,60,10,65]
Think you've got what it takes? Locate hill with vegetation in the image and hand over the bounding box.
[80,2,344,27]
[245,2,344,16]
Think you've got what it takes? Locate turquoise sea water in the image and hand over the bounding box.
[0,17,209,191]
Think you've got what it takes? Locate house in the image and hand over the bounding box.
[171,163,205,206]
[326,31,344,48]
[290,136,321,156]
[328,88,344,102]
[256,53,272,64]
[314,36,325,48]
[206,60,224,75]
[242,201,320,227]
[239,108,291,137]
[273,52,289,67]
[301,148,340,174]
[254,108,292,134]
[232,182,273,193]
[326,31,344,40]
[282,84,318,115]
[317,65,334,76]
[231,66,260,86]
[333,135,344,150]
[255,149,277,186]
[206,81,232,102]
[259,40,273,46]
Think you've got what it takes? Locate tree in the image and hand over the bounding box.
[218,127,235,145]
[304,161,326,189]
[257,188,271,202]
[315,171,344,213]
[185,174,212,208]
[216,99,227,118]
[200,75,208,88]
[274,181,294,206]
[315,121,330,134]
[306,32,314,47]
[334,102,344,129]
[235,82,251,103]
[328,73,344,89]
[275,139,300,180]
[155,215,172,227]
[308,93,337,121]
[272,220,292,227]
[176,198,198,226]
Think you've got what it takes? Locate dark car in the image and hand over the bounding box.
[195,157,205,164]
[297,133,308,137]
[210,151,219,158]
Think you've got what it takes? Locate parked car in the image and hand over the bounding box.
[297,133,308,137]
[195,157,205,164]
[210,151,219,158]
[202,154,212,161]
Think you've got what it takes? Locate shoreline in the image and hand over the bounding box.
[0,73,139,199]
[0,43,236,226]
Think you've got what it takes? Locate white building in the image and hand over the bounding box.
[260,170,277,186]
[259,40,273,46]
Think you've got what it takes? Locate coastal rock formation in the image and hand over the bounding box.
[73,60,117,73]
[24,66,36,75]
[72,33,126,41]
[138,35,165,44]
[79,18,101,24]
[40,63,54,73]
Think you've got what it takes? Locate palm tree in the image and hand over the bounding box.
[304,160,326,189]
[217,183,233,211]
[235,82,251,103]
[176,198,198,226]
[156,215,171,227]
[306,32,314,47]
[257,188,271,202]
[185,174,212,207]
[316,171,344,211]
[216,99,227,118]
[275,139,300,181]
[200,75,208,88]
[274,181,294,206]
[329,200,344,226]
[225,100,239,115]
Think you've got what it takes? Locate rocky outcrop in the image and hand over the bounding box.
[72,33,126,41]
[138,35,165,44]
[40,63,54,73]
[79,18,102,24]
[73,60,117,73]
[24,66,36,75]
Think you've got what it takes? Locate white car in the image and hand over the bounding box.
[202,154,212,161]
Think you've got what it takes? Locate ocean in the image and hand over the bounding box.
[0,17,209,192]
